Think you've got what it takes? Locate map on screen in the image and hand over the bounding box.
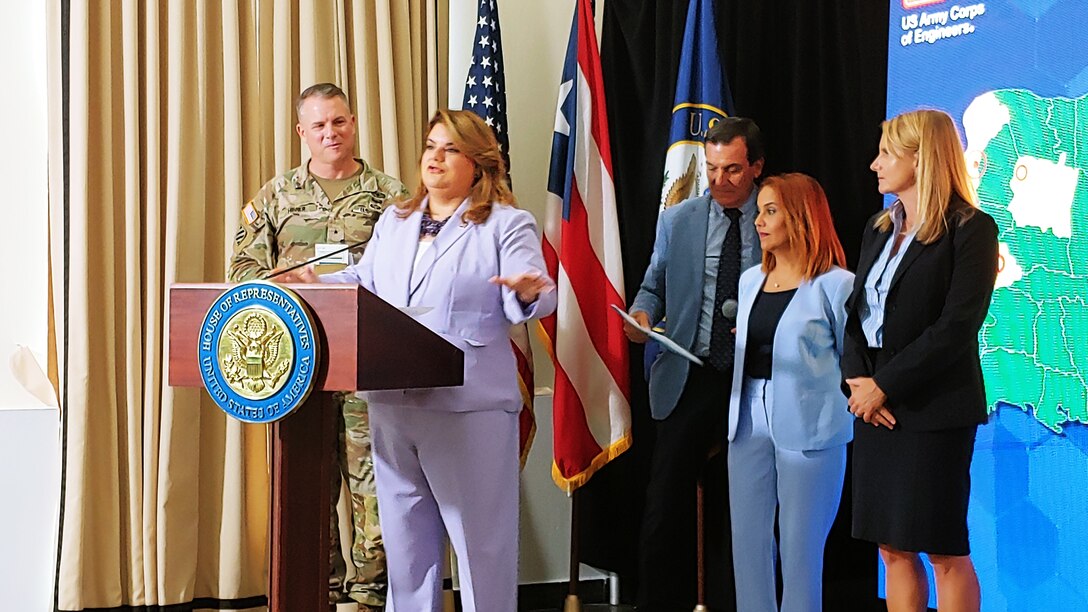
[885,1,1088,609]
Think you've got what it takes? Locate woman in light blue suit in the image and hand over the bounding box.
[292,110,556,611]
[727,173,854,612]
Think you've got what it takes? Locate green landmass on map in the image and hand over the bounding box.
[976,89,1088,433]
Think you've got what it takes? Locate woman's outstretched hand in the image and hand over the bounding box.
[490,270,555,303]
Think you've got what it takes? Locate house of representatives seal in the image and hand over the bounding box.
[197,280,320,423]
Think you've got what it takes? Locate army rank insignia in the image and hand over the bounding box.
[197,280,320,423]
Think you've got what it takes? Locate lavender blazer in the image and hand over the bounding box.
[321,197,556,413]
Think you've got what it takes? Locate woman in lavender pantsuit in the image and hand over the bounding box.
[293,109,556,611]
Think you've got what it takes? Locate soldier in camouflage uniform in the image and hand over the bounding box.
[228,83,408,610]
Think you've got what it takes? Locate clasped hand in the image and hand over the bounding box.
[846,376,896,430]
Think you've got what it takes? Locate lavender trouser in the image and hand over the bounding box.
[370,403,519,612]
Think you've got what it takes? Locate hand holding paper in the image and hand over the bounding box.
[611,305,704,366]
[621,310,652,343]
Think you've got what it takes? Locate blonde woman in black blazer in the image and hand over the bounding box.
[842,109,998,612]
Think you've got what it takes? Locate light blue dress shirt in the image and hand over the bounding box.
[861,202,916,348]
[694,189,760,356]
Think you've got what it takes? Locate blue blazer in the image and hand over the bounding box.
[631,194,761,420]
[321,198,556,413]
[727,265,855,451]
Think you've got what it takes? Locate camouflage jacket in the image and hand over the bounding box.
[228,159,409,282]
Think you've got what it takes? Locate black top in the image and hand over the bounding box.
[743,287,797,379]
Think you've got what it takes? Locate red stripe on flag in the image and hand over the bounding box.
[575,0,614,176]
[562,183,629,393]
[540,237,560,353]
[512,338,536,469]
[519,405,536,467]
[542,229,560,295]
[551,362,605,479]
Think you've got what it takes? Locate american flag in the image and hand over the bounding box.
[463,0,510,159]
[542,0,631,493]
[462,0,535,468]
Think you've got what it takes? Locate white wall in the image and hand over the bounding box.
[449,0,611,587]
[0,0,50,411]
[0,4,59,611]
[0,409,61,612]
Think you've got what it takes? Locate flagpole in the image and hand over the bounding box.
[564,488,581,612]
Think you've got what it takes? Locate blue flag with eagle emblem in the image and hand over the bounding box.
[659,0,735,209]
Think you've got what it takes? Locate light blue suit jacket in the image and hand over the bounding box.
[630,194,761,420]
[727,265,855,451]
[321,198,556,413]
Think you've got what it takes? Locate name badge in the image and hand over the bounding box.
[315,242,351,266]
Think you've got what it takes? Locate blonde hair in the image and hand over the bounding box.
[759,173,845,279]
[396,109,516,224]
[875,109,977,243]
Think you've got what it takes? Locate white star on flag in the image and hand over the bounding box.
[552,80,573,136]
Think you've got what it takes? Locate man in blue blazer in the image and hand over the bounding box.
[625,117,764,611]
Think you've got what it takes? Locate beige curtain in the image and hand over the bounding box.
[46,2,439,610]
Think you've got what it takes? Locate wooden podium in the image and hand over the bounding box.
[168,283,463,611]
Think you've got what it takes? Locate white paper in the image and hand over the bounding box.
[314,242,351,265]
[610,305,704,366]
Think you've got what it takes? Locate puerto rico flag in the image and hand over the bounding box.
[542,0,631,493]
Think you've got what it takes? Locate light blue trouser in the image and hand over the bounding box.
[728,377,846,612]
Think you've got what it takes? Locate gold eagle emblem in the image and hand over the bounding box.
[663,153,699,208]
[218,309,293,399]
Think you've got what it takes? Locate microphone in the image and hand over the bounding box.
[259,240,367,281]
[720,298,739,322]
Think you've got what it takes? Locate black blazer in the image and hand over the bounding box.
[842,203,999,431]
